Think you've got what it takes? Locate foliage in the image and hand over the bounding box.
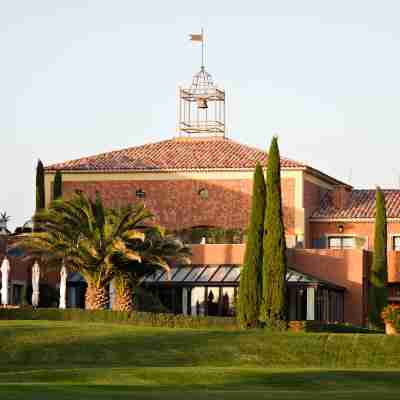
[0,309,375,334]
[237,162,265,328]
[381,304,400,331]
[288,320,377,334]
[260,137,288,325]
[0,212,10,223]
[176,227,245,244]
[111,225,191,311]
[53,170,63,200]
[263,318,288,332]
[21,191,154,309]
[134,286,168,313]
[35,159,45,211]
[369,187,388,328]
[0,308,238,330]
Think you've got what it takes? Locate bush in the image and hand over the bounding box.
[288,320,377,334]
[381,305,400,331]
[134,287,169,313]
[0,308,378,334]
[0,308,239,330]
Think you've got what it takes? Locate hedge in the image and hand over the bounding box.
[0,308,239,330]
[0,308,377,333]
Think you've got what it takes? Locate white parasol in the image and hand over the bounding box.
[59,263,67,309]
[32,261,40,308]
[1,257,10,306]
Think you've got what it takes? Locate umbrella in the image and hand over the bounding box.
[109,279,116,309]
[32,261,40,308]
[59,263,67,309]
[1,257,10,306]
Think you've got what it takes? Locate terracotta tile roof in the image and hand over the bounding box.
[45,137,305,172]
[312,189,400,219]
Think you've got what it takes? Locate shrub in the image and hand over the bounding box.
[134,287,169,313]
[381,305,400,331]
[0,308,240,330]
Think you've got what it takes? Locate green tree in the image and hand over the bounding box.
[369,187,388,329]
[22,192,152,309]
[111,228,191,312]
[35,160,45,211]
[53,170,63,200]
[259,137,287,327]
[237,162,266,327]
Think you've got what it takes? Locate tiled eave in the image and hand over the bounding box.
[44,166,308,174]
[310,218,400,223]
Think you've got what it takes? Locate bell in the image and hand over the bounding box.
[196,97,208,109]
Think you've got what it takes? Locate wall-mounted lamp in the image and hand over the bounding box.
[337,224,344,233]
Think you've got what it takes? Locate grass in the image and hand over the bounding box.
[1,320,400,399]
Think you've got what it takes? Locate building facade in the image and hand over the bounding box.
[3,62,400,326]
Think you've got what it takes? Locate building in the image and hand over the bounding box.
[3,50,400,326]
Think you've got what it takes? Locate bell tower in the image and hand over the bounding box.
[178,30,226,137]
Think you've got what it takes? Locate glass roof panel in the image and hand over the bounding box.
[197,266,219,282]
[210,266,233,282]
[223,267,241,282]
[171,266,192,282]
[143,269,165,283]
[158,269,177,282]
[286,269,313,283]
[183,266,206,282]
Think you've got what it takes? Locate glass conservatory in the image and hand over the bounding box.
[143,265,345,322]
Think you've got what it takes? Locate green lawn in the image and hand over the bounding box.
[1,320,400,399]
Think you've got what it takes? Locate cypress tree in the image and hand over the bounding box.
[259,136,287,327]
[237,162,266,328]
[35,159,45,211]
[53,170,63,200]
[369,187,388,329]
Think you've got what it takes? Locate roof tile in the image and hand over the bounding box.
[45,137,304,172]
[312,189,400,219]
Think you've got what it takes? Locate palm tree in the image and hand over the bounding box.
[111,228,191,312]
[22,191,152,310]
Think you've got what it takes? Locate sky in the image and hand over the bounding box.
[1,0,400,230]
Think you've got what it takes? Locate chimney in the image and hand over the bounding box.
[332,185,351,209]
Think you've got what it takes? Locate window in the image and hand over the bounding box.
[12,284,23,305]
[135,189,145,199]
[198,188,209,200]
[393,236,400,251]
[328,236,356,249]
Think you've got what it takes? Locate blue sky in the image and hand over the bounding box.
[1,0,400,230]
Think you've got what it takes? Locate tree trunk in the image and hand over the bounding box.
[113,285,136,312]
[85,282,109,310]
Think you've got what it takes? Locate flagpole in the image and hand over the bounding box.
[201,27,204,69]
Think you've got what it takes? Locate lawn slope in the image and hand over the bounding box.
[1,321,400,399]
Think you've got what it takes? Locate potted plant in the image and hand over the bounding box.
[381,304,400,335]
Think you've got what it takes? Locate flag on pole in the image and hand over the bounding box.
[189,33,203,42]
